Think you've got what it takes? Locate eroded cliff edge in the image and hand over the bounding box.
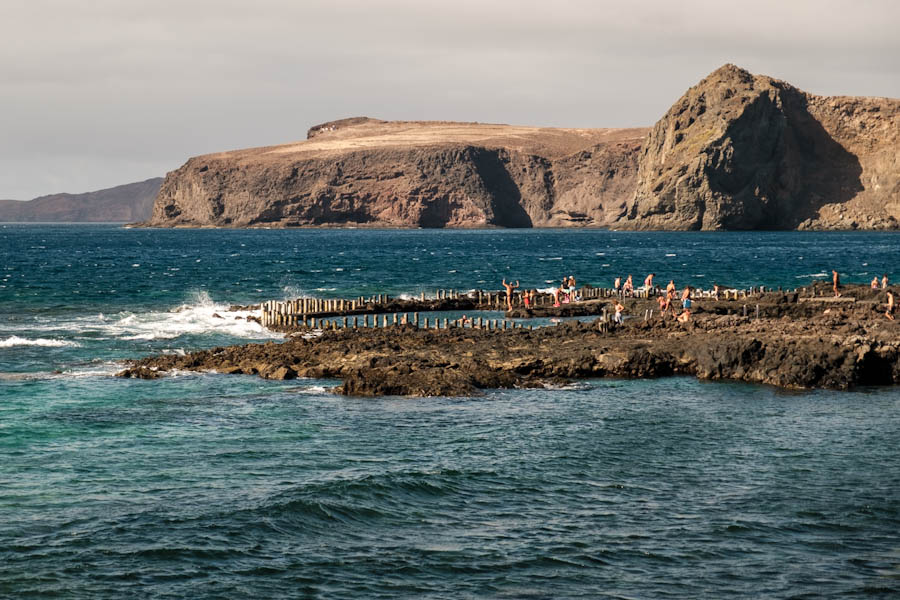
[618,64,900,230]
[145,120,646,228]
[143,65,899,230]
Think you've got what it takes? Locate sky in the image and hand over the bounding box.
[2,0,898,199]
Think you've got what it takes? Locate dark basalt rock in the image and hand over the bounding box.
[117,286,900,396]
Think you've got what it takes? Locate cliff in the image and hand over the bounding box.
[619,64,900,230]
[143,120,646,228]
[143,65,899,230]
[0,178,162,223]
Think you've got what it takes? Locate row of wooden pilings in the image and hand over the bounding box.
[268,312,532,331]
[259,285,796,329]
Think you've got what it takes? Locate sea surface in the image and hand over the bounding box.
[1,224,899,598]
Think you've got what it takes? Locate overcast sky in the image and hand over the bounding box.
[2,0,898,199]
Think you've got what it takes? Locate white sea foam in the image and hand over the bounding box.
[539,257,563,261]
[294,385,331,394]
[666,253,677,257]
[17,290,278,344]
[113,291,273,341]
[795,273,828,279]
[0,336,80,348]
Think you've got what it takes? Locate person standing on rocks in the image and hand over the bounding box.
[886,289,895,321]
[666,279,676,296]
[883,274,889,289]
[832,270,841,297]
[681,286,692,311]
[872,276,881,289]
[502,279,520,311]
[713,283,721,301]
[614,301,625,325]
[624,275,634,297]
[644,273,655,292]
[614,276,622,295]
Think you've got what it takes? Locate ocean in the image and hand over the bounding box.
[1,224,899,598]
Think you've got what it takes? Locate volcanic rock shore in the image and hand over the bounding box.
[118,286,899,396]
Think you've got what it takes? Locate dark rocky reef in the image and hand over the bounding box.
[619,64,900,230]
[119,287,900,396]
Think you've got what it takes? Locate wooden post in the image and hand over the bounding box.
[414,312,419,327]
[443,318,448,329]
[424,317,429,329]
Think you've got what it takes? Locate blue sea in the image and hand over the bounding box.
[2,224,899,598]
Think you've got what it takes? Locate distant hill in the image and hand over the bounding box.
[0,178,163,222]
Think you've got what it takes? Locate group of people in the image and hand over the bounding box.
[611,277,694,325]
[502,276,580,311]
[870,274,890,290]
[502,270,895,323]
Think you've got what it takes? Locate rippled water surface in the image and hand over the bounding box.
[1,226,899,597]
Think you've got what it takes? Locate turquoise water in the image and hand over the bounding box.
[1,225,899,597]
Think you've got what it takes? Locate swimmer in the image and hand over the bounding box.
[502,278,520,311]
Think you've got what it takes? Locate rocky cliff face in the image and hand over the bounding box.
[619,64,900,230]
[143,120,646,228]
[0,178,162,222]
[144,65,898,230]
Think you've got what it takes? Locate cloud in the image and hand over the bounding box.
[1,0,897,198]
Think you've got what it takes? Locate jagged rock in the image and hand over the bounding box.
[619,64,900,230]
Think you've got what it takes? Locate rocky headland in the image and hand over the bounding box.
[619,64,900,230]
[140,65,899,231]
[143,120,646,228]
[0,178,162,223]
[119,285,899,396]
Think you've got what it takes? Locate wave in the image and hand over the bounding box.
[0,336,80,348]
[113,292,274,341]
[6,291,278,345]
[795,272,828,279]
